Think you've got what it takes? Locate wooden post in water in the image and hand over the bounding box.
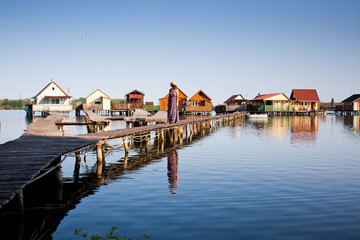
[16,190,24,213]
[74,151,81,178]
[96,143,103,178]
[55,166,63,201]
[178,127,183,145]
[123,152,129,169]
[145,135,151,151]
[123,137,129,154]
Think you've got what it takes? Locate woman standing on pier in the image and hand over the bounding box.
[167,82,179,124]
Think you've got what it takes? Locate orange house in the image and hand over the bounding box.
[159,88,188,111]
[185,90,212,114]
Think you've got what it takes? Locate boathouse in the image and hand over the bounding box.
[215,94,248,114]
[224,94,247,106]
[26,80,72,116]
[250,93,291,112]
[185,90,212,115]
[290,89,320,112]
[335,94,360,115]
[85,89,111,111]
[126,90,145,109]
[159,88,188,112]
[112,90,145,115]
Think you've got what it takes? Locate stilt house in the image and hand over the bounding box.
[336,94,360,112]
[290,89,320,111]
[29,80,72,114]
[126,90,145,109]
[251,93,291,112]
[185,90,212,114]
[85,89,111,110]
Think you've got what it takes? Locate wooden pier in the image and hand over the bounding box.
[0,135,97,210]
[24,112,65,136]
[0,112,244,210]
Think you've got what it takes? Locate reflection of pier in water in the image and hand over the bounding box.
[0,115,230,240]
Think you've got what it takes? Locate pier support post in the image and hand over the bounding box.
[145,135,151,151]
[96,143,104,178]
[16,191,24,213]
[74,151,81,178]
[123,138,129,154]
[123,152,129,169]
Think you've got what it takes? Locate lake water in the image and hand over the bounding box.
[0,110,359,239]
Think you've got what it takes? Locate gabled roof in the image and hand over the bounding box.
[126,89,145,96]
[341,94,360,103]
[189,89,212,101]
[224,94,245,104]
[86,89,111,100]
[34,80,70,98]
[252,93,281,101]
[160,88,188,99]
[290,89,319,101]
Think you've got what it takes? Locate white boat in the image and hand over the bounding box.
[245,113,268,118]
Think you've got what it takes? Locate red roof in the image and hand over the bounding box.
[251,93,280,101]
[290,89,319,101]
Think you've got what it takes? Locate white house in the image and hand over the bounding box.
[86,89,111,110]
[32,80,72,112]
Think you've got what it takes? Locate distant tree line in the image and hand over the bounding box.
[0,99,32,110]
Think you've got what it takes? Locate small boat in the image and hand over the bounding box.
[245,113,268,118]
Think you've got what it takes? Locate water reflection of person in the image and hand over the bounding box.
[167,150,179,194]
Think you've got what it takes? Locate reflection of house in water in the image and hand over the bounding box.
[247,117,289,141]
[343,116,360,133]
[247,116,319,143]
[290,116,319,144]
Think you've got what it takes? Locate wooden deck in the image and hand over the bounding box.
[0,135,97,210]
[84,110,110,124]
[0,112,244,210]
[24,112,65,136]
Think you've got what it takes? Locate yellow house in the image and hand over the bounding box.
[251,93,291,112]
[86,89,111,110]
[290,89,320,111]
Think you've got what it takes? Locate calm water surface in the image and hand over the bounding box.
[0,110,359,239]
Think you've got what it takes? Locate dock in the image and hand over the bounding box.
[0,112,244,210]
[84,110,110,132]
[0,135,97,210]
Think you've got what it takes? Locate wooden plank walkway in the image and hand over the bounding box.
[84,110,110,124]
[0,111,243,210]
[24,112,65,136]
[76,113,241,141]
[0,134,97,210]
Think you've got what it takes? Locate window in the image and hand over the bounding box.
[52,87,55,90]
[49,98,60,104]
[192,101,198,107]
[95,99,101,104]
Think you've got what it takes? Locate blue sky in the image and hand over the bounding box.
[1,0,359,104]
